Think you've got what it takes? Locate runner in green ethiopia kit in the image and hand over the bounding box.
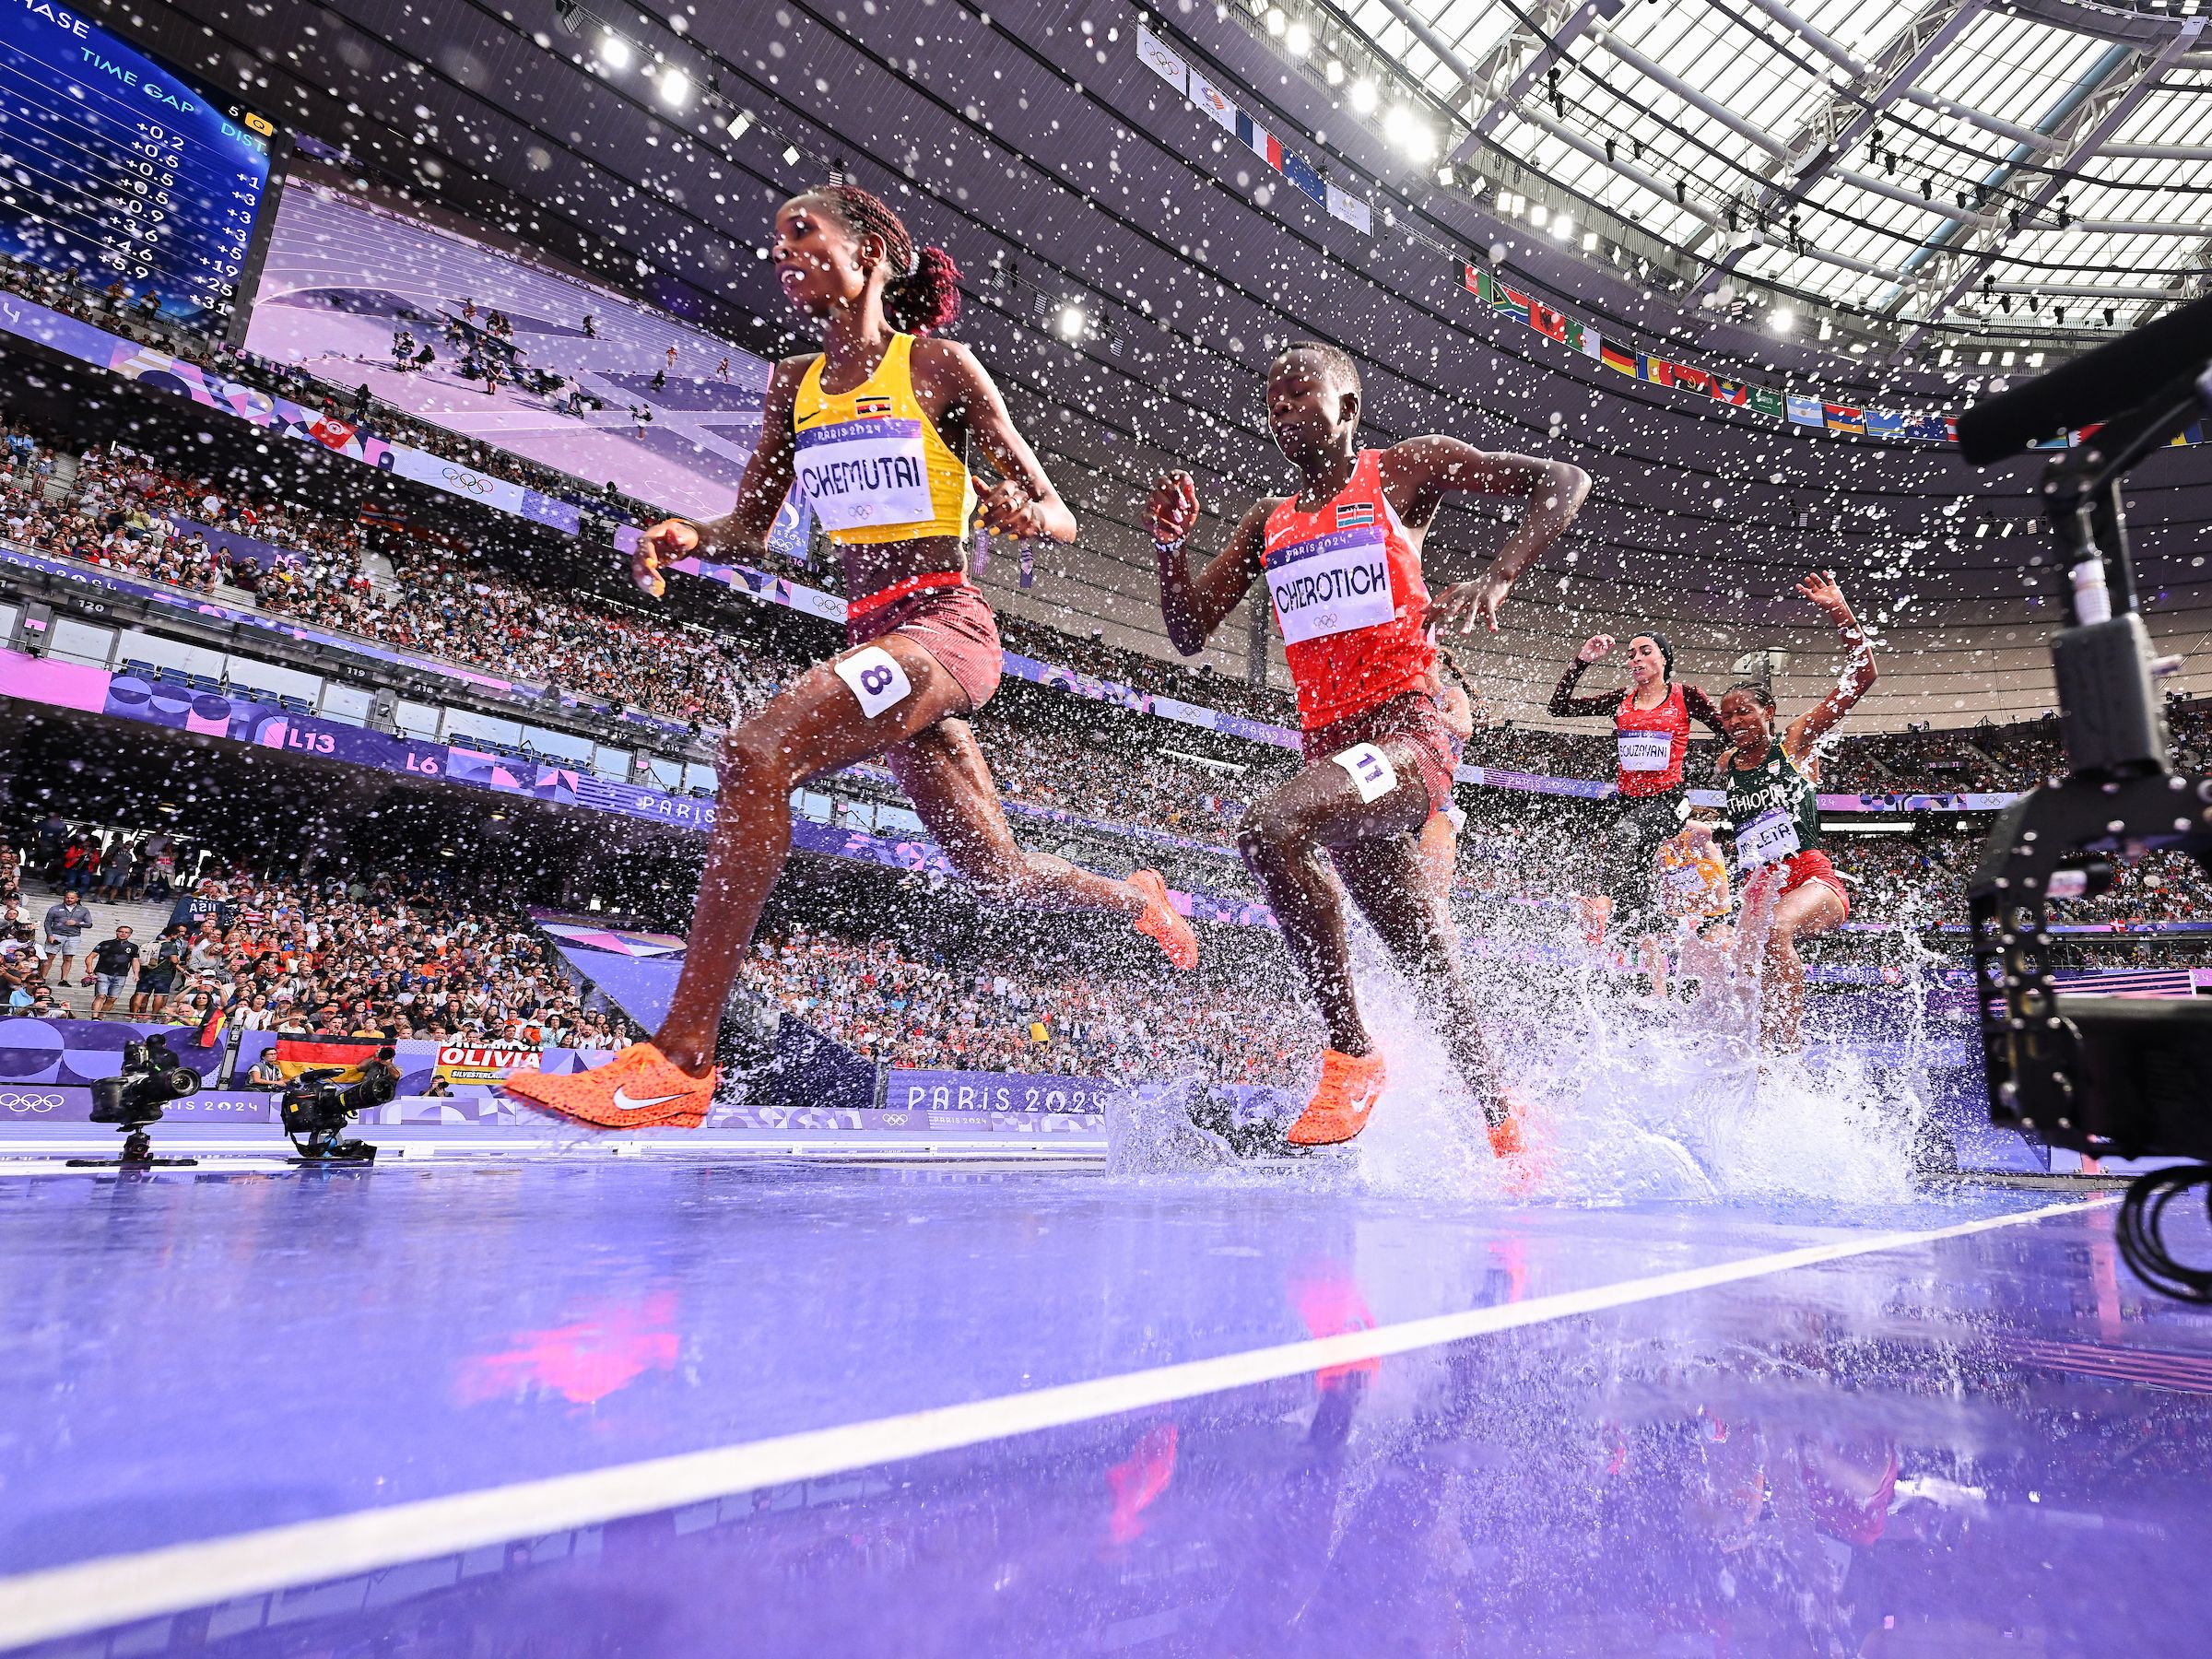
[1713,571,1877,1053]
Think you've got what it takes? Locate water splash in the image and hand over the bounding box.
[1111,899,1937,1207]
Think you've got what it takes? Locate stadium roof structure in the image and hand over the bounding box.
[1261,0,2212,358]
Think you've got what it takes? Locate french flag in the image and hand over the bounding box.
[1234,111,1283,171]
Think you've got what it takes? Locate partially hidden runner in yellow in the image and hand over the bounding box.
[507,183,1195,1129]
[1147,341,1589,1152]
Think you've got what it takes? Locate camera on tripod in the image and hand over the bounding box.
[80,1034,205,1166]
[279,1049,400,1162]
[1957,295,2212,1300]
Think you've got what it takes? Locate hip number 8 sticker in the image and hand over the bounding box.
[835,644,913,718]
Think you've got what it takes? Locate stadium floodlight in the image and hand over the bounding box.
[1769,307,1796,335]
[1056,303,1087,340]
[597,32,631,70]
[1349,77,1378,114]
[659,65,691,108]
[1285,22,1312,58]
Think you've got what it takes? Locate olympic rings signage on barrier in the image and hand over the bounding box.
[0,1091,66,1114]
[390,448,529,513]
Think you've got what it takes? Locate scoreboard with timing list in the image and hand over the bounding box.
[0,0,280,334]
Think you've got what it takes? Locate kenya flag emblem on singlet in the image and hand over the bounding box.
[1335,501,1374,528]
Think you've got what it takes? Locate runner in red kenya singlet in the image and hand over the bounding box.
[1149,341,1590,1150]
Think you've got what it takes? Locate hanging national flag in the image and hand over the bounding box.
[1823,404,1866,435]
[1234,111,1283,170]
[1710,377,1749,406]
[1565,319,1601,359]
[1188,73,1239,130]
[1865,409,1905,440]
[1636,354,1675,386]
[1599,342,1638,376]
[1282,151,1326,205]
[1785,393,1825,427]
[1903,413,1950,443]
[1136,26,1189,96]
[1671,364,1713,395]
[1528,301,1568,343]
[1018,539,1036,590]
[1493,285,1534,324]
[1747,387,1786,418]
[1325,182,1372,235]
[1464,264,1486,297]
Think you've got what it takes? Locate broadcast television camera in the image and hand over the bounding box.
[279,1053,400,1162]
[77,1033,205,1166]
[1956,292,2212,1300]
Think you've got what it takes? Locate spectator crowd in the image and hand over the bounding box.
[738,924,1313,1087]
[2,834,630,1048]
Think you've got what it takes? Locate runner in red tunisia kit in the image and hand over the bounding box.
[1547,629,1725,973]
[1148,341,1590,1149]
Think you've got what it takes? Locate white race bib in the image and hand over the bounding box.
[1265,525,1394,645]
[834,645,912,719]
[794,417,933,533]
[1618,727,1674,772]
[1332,742,1398,804]
[1736,808,1801,869]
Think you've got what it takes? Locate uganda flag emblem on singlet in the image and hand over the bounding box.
[853,395,894,418]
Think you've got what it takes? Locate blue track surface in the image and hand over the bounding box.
[2,1160,2206,1653]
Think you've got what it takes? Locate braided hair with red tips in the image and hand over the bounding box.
[809,182,961,336]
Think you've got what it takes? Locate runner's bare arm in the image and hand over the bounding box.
[1379,437,1591,633]
[633,358,804,594]
[1549,636,1621,717]
[1783,571,1877,761]
[924,339,1078,543]
[1147,477,1270,655]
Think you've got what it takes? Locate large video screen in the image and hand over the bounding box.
[242,179,770,522]
[0,3,276,331]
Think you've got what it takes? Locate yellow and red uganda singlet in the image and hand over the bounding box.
[790,333,973,547]
[1260,449,1435,731]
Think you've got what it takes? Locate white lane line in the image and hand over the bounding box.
[0,1196,2108,1650]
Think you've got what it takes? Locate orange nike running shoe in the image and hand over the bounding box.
[1129,868,1199,971]
[1285,1048,1387,1146]
[1486,1088,1551,1195]
[502,1041,717,1130]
